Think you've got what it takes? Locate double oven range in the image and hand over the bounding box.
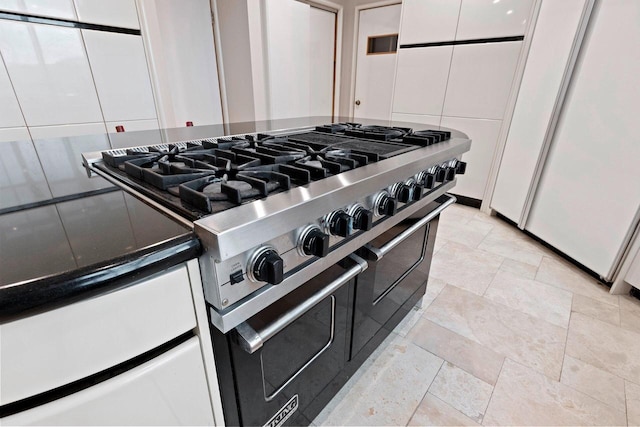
[83,122,471,426]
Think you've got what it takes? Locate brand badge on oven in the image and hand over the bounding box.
[264,394,299,427]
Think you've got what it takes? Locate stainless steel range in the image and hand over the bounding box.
[83,121,471,426]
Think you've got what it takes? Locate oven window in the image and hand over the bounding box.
[371,222,428,303]
[260,296,335,398]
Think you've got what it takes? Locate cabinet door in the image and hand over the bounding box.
[82,30,156,122]
[441,116,502,200]
[526,0,640,279]
[73,0,140,29]
[399,0,460,45]
[456,0,534,40]
[0,0,77,20]
[442,41,522,120]
[0,21,103,126]
[0,59,24,128]
[392,46,452,116]
[2,338,214,426]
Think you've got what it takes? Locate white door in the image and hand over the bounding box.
[310,6,337,118]
[353,4,401,120]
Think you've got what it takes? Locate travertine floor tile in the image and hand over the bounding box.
[408,393,479,426]
[436,218,493,248]
[424,285,566,379]
[428,362,494,423]
[313,334,442,426]
[619,294,640,312]
[621,307,640,334]
[393,305,425,337]
[429,242,503,295]
[566,312,640,384]
[484,270,572,328]
[536,257,618,306]
[499,257,538,279]
[560,355,626,412]
[572,294,621,326]
[407,318,504,385]
[626,381,640,426]
[484,359,627,426]
[477,231,543,267]
[423,277,447,308]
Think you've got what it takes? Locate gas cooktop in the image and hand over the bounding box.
[91,123,453,220]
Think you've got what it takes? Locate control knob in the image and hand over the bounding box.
[249,247,284,284]
[299,226,329,257]
[348,204,373,231]
[373,191,397,216]
[326,210,353,237]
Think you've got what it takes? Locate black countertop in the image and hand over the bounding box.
[0,116,466,321]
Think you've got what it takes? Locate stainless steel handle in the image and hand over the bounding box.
[363,194,456,262]
[235,253,368,354]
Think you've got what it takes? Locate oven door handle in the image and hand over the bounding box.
[363,194,456,262]
[235,253,368,354]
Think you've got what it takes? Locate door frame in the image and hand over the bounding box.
[349,0,401,119]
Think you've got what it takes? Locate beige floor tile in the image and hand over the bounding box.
[428,362,494,423]
[560,355,626,412]
[572,294,621,326]
[394,305,425,337]
[429,242,503,295]
[408,393,479,426]
[313,334,443,426]
[423,277,447,308]
[477,231,543,267]
[619,294,640,312]
[436,218,494,249]
[407,318,504,385]
[484,270,572,328]
[483,359,627,426]
[499,257,538,279]
[424,285,566,380]
[621,307,640,334]
[433,235,449,255]
[566,312,640,384]
[627,381,640,426]
[536,257,618,306]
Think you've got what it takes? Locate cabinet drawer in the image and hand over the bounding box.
[0,265,196,406]
[2,337,214,425]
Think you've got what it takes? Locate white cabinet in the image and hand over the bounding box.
[440,116,502,200]
[391,113,440,128]
[2,338,215,426]
[491,0,590,223]
[73,0,140,29]
[442,41,522,120]
[82,30,156,122]
[456,0,534,40]
[0,58,24,128]
[0,0,77,20]
[0,265,196,405]
[398,0,460,44]
[626,249,640,290]
[0,21,103,126]
[392,47,453,116]
[105,119,158,133]
[525,0,640,280]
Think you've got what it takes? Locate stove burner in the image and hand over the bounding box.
[314,122,360,134]
[403,129,452,146]
[345,125,411,141]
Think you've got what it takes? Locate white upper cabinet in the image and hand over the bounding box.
[399,0,461,44]
[392,46,453,116]
[442,41,522,120]
[82,30,156,122]
[73,0,140,29]
[0,57,24,128]
[456,0,534,40]
[0,21,103,126]
[0,0,77,20]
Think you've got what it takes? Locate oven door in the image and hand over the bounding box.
[351,194,455,360]
[225,254,367,427]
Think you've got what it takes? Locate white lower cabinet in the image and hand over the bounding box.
[440,116,502,200]
[2,337,215,426]
[106,119,159,133]
[626,249,640,290]
[391,113,441,128]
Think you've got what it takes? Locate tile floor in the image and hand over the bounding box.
[313,203,640,426]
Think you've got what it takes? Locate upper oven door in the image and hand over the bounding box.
[351,195,455,360]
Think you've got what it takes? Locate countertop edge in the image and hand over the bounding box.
[0,234,201,323]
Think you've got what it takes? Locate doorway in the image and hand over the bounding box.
[352,3,401,120]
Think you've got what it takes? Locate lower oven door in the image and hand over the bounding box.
[351,194,455,360]
[226,254,366,427]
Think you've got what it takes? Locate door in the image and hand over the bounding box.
[353,4,401,120]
